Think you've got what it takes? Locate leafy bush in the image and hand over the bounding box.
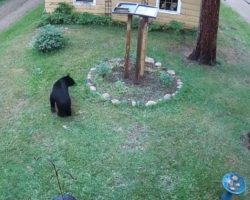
[165,20,184,32]
[114,80,128,94]
[95,63,110,77]
[37,3,193,34]
[50,12,74,24]
[148,22,162,31]
[54,2,74,14]
[159,72,173,87]
[32,25,65,53]
[75,12,112,26]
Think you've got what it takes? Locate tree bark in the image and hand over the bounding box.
[188,0,220,65]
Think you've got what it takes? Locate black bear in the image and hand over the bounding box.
[50,74,75,117]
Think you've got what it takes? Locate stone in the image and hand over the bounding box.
[87,74,91,79]
[155,62,162,68]
[132,100,136,107]
[172,91,178,96]
[62,125,69,130]
[111,99,120,105]
[145,57,155,65]
[86,82,92,87]
[167,70,175,76]
[177,79,183,86]
[145,101,157,106]
[90,86,96,91]
[101,93,110,100]
[163,94,171,100]
[177,84,182,89]
[90,67,96,71]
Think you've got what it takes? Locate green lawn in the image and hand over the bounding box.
[0,4,249,200]
[0,0,7,5]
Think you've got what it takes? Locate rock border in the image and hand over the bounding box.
[86,57,183,107]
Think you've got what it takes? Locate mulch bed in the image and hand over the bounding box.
[93,58,178,103]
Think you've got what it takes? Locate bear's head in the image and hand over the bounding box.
[63,74,76,86]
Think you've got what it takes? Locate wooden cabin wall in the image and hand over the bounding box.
[112,0,201,28]
[45,0,201,28]
[45,0,105,15]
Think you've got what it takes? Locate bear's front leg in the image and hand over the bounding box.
[50,96,56,113]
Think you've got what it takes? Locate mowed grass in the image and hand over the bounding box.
[0,4,250,200]
[0,0,7,5]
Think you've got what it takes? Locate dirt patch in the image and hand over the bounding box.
[241,132,250,150]
[120,123,147,153]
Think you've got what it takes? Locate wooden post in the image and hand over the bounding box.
[124,15,132,79]
[139,17,149,77]
[135,17,148,83]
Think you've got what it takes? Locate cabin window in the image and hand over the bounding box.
[74,0,96,5]
[156,0,181,13]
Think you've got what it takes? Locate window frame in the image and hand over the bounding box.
[73,0,96,6]
[156,0,181,14]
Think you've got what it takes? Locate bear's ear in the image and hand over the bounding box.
[67,73,70,77]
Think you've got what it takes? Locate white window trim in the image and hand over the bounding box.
[156,0,181,15]
[73,0,96,6]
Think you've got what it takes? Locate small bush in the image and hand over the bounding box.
[75,12,112,26]
[95,63,110,77]
[148,22,162,31]
[32,25,65,53]
[159,72,173,87]
[165,20,184,32]
[50,12,74,24]
[38,13,52,27]
[54,2,74,15]
[131,17,140,29]
[37,2,193,34]
[114,80,128,94]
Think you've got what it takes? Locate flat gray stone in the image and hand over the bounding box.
[145,57,155,65]
[101,93,110,100]
[163,94,171,100]
[132,100,136,107]
[167,70,175,76]
[111,99,120,105]
[90,86,96,91]
[145,101,157,106]
[177,85,182,89]
[155,62,162,68]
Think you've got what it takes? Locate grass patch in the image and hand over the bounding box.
[0,3,249,200]
[0,0,7,5]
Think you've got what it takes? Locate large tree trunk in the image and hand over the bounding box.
[188,0,220,65]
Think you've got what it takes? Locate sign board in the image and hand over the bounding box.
[135,5,158,18]
[113,3,138,14]
[113,3,158,18]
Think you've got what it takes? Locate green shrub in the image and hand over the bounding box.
[37,2,192,34]
[50,12,74,24]
[165,20,184,32]
[75,12,112,26]
[32,24,65,53]
[54,2,74,14]
[159,72,173,87]
[38,13,52,27]
[114,80,128,94]
[148,22,162,31]
[95,63,110,77]
[131,17,139,29]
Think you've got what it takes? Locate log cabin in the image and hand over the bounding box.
[45,0,202,28]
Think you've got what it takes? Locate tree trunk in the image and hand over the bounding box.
[188,0,220,65]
